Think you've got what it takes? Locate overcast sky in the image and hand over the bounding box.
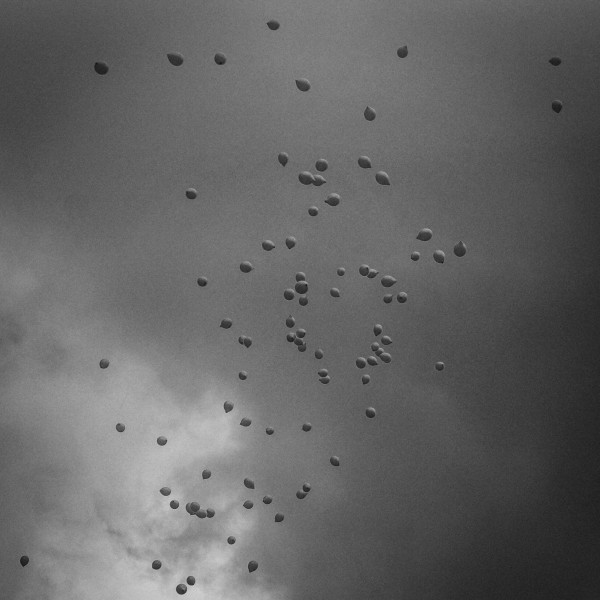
[2,0,600,599]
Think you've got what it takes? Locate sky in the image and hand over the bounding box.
[1,0,600,598]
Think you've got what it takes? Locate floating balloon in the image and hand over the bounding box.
[416,228,433,241]
[187,576,195,586]
[285,236,296,249]
[220,318,232,329]
[362,374,371,384]
[299,171,314,185]
[548,56,561,66]
[319,376,330,384]
[99,359,109,369]
[266,426,274,435]
[365,407,376,418]
[294,337,304,346]
[248,561,259,573]
[397,45,408,58]
[240,261,254,273]
[383,294,393,304]
[278,152,289,166]
[302,482,311,492]
[315,159,328,172]
[239,371,248,380]
[157,436,167,446]
[185,503,193,515]
[286,315,296,328]
[160,487,171,497]
[330,287,340,298]
[375,348,385,357]
[371,342,380,351]
[381,275,397,287]
[552,99,563,113]
[325,193,341,207]
[286,333,295,343]
[295,78,311,92]
[315,348,324,359]
[197,276,207,287]
[170,500,179,509]
[167,52,184,66]
[185,188,197,200]
[152,560,162,570]
[275,513,284,522]
[380,353,392,363]
[189,502,200,513]
[337,267,345,276]
[295,281,308,294]
[296,490,307,499]
[302,422,312,432]
[364,106,376,121]
[227,536,236,544]
[240,417,252,427]
[367,356,378,366]
[202,469,211,480]
[224,401,234,413]
[411,251,420,261]
[263,495,273,504]
[318,368,328,377]
[373,324,383,336]
[196,509,207,518]
[295,272,306,282]
[206,508,215,518]
[176,583,187,595]
[299,294,308,304]
[262,240,275,251]
[375,171,390,185]
[94,61,109,75]
[284,288,295,300]
[308,206,319,216]
[312,174,326,186]
[243,500,254,509]
[454,241,467,257]
[214,52,226,65]
[356,357,367,368]
[435,361,445,371]
[381,335,392,345]
[296,328,306,338]
[115,423,125,432]
[20,556,29,567]
[397,292,407,303]
[298,344,307,352]
[358,156,372,168]
[267,19,280,30]
[367,268,379,278]
[433,250,445,264]
[244,478,255,490]
[330,456,340,466]
[243,337,252,348]
[359,264,370,276]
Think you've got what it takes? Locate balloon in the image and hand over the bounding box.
[240,417,252,427]
[375,171,390,185]
[224,401,234,413]
[302,422,312,432]
[364,106,376,121]
[244,478,255,489]
[284,288,295,300]
[243,500,254,509]
[286,333,295,343]
[371,342,380,351]
[278,152,289,166]
[381,275,397,287]
[552,99,563,113]
[160,487,171,497]
[373,324,383,336]
[176,583,187,594]
[243,337,252,348]
[227,536,236,544]
[314,348,324,359]
[435,361,445,371]
[367,356,378,366]
[381,335,392,345]
[238,335,246,345]
[296,328,306,338]
[197,276,208,287]
[286,315,295,328]
[397,292,407,303]
[330,287,340,298]
[220,318,232,329]
[170,500,179,509]
[262,240,275,251]
[285,236,296,249]
[167,52,184,66]
[367,268,379,278]
[187,576,196,586]
[318,368,328,377]
[239,371,248,380]
[295,281,308,294]
[94,61,109,75]
[115,423,125,432]
[214,52,226,65]
[20,556,29,567]
[296,490,307,499]
[308,206,319,216]
[240,261,254,273]
[206,508,215,518]
[299,295,308,306]
[375,348,385,356]
[298,344,307,352]
[190,502,200,513]
[362,374,371,384]
[433,250,445,264]
[356,357,367,368]
[417,228,433,241]
[248,561,259,573]
[330,456,340,466]
[266,426,274,435]
[302,482,311,492]
[365,407,376,418]
[380,353,392,363]
[263,495,273,504]
[410,251,420,261]
[383,294,393,303]
[337,267,345,276]
[548,57,561,66]
[157,436,167,446]
[275,513,284,522]
[99,359,109,369]
[267,19,280,30]
[185,503,193,515]
[397,45,408,58]
[358,156,372,168]
[359,264,370,276]
[196,509,207,518]
[295,78,311,92]
[453,241,467,257]
[294,336,304,346]
[185,188,197,200]
[319,376,330,384]
[312,174,327,186]
[325,193,340,206]
[299,171,315,185]
[152,560,162,570]
[202,469,212,480]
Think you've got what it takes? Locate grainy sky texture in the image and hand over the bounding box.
[2,0,600,599]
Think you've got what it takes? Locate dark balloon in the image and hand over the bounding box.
[196,509,207,518]
[190,502,200,513]
[286,333,295,342]
[170,500,179,509]
[417,228,433,241]
[312,174,326,186]
[373,324,383,336]
[375,171,390,185]
[397,292,407,303]
[285,236,297,249]
[167,52,184,66]
[160,487,171,497]
[240,417,252,427]
[299,171,314,185]
[296,490,307,499]
[433,250,445,264]
[371,342,380,351]
[364,106,376,121]
[275,512,284,522]
[20,556,29,567]
[302,482,311,492]
[325,193,340,207]
[358,156,372,168]
[220,318,233,329]
[330,456,340,466]
[381,275,397,287]
[278,152,289,166]
[337,267,345,276]
[410,251,420,261]
[548,57,561,66]
[227,536,236,544]
[381,335,392,345]
[197,276,208,287]
[99,359,110,369]
[367,268,379,279]
[397,45,408,58]
[202,469,212,480]
[302,422,312,432]
[240,261,254,273]
[185,188,197,200]
[176,583,187,595]
[319,376,330,384]
[314,348,324,359]
[243,500,254,509]
[244,478,255,489]
[284,288,295,300]
[152,560,162,570]
[367,356,378,366]
[263,495,273,504]
[454,241,467,257]
[318,368,328,377]
[157,436,167,446]
[115,423,125,432]
[224,401,234,413]
[380,353,392,363]
[239,371,248,380]
[308,206,319,216]
[359,264,370,276]
[266,426,274,435]
[315,159,328,172]
[267,19,280,30]
[296,328,306,338]
[299,295,308,306]
[187,576,196,586]
[214,52,227,65]
[551,99,563,113]
[295,272,306,282]
[243,337,252,348]
[356,357,367,368]
[365,407,376,418]
[362,374,371,384]
[206,508,215,518]
[295,78,311,92]
[248,560,259,573]
[330,288,340,298]
[295,281,308,294]
[286,315,295,328]
[383,294,393,303]
[94,61,109,75]
[262,240,275,251]
[435,361,445,371]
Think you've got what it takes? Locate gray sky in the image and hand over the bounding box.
[2,0,600,598]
